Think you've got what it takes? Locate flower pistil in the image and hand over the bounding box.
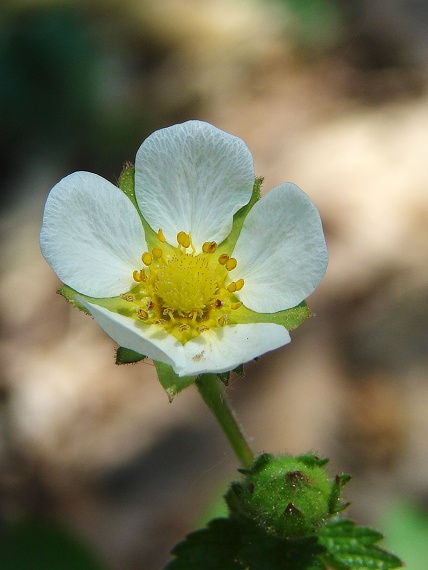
[122,230,244,343]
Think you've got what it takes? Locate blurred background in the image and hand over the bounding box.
[1,0,428,568]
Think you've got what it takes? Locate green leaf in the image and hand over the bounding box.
[165,519,243,570]
[115,346,146,364]
[0,520,105,570]
[217,177,262,255]
[230,300,312,331]
[317,519,403,570]
[165,518,326,570]
[154,361,197,402]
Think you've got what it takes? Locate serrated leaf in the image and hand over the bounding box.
[165,519,243,570]
[317,519,403,570]
[165,518,326,570]
[154,361,197,402]
[115,347,146,364]
[237,524,325,570]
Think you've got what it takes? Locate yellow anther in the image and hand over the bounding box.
[158,228,166,243]
[227,282,237,293]
[152,247,163,259]
[177,231,191,248]
[202,241,217,254]
[142,252,152,266]
[120,293,135,302]
[225,257,237,271]
[218,315,228,327]
[197,325,209,332]
[231,302,242,310]
[218,253,229,265]
[155,318,167,325]
[235,278,244,291]
[137,308,148,320]
[133,269,147,282]
[191,308,204,319]
[163,307,175,321]
[178,324,191,332]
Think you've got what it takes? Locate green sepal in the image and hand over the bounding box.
[115,347,146,365]
[317,519,403,570]
[328,475,352,516]
[216,364,244,385]
[230,300,311,331]
[217,177,263,255]
[154,361,197,402]
[58,284,91,314]
[117,163,161,251]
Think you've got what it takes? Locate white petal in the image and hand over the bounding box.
[40,172,146,297]
[78,299,186,370]
[231,183,328,313]
[134,120,254,251]
[178,323,290,376]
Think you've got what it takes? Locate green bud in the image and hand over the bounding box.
[225,453,350,539]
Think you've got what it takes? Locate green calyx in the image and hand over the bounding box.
[225,453,350,539]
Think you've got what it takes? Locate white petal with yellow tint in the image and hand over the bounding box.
[40,172,146,297]
[79,299,186,370]
[135,121,254,251]
[179,323,290,376]
[231,183,328,313]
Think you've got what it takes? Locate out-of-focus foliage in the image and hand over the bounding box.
[381,503,428,570]
[0,520,105,570]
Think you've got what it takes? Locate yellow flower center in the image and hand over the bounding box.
[120,230,244,343]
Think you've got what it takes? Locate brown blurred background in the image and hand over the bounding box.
[1,0,428,568]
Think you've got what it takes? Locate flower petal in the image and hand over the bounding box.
[78,298,186,370]
[40,172,146,297]
[134,120,254,251]
[178,323,290,376]
[231,183,328,313]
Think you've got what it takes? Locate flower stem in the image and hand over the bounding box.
[195,374,254,469]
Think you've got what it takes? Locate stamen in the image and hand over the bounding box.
[227,282,237,293]
[179,324,191,332]
[225,257,237,271]
[177,231,191,248]
[152,247,163,259]
[235,278,244,291]
[142,252,152,266]
[133,269,147,282]
[163,307,175,321]
[218,315,228,327]
[137,308,148,320]
[231,302,242,310]
[158,228,166,243]
[218,253,229,265]
[121,293,135,302]
[202,241,217,254]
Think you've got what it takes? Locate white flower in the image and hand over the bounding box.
[40,121,327,377]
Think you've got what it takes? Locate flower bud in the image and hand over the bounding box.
[225,453,350,539]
